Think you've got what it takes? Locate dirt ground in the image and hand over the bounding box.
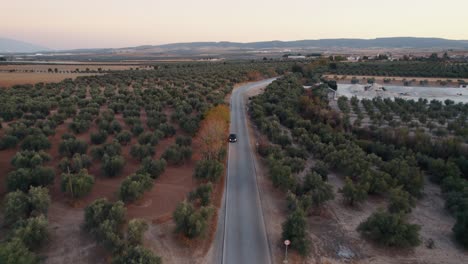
[0,64,150,72]
[0,72,100,87]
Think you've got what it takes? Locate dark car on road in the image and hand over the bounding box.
[228,133,237,142]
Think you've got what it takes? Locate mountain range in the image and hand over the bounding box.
[2,37,468,54]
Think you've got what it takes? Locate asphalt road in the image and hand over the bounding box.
[212,78,277,264]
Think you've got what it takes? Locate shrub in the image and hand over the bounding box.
[453,211,468,248]
[58,154,92,173]
[119,173,153,203]
[388,187,415,214]
[282,209,310,256]
[13,215,49,250]
[193,159,224,182]
[61,169,95,199]
[84,199,126,251]
[0,135,19,150]
[302,172,334,208]
[131,124,144,136]
[116,130,132,145]
[137,158,166,179]
[102,154,125,177]
[137,132,159,146]
[339,177,368,206]
[112,246,161,264]
[130,144,155,161]
[21,134,51,151]
[3,187,50,225]
[90,130,108,145]
[311,160,328,180]
[11,150,51,169]
[0,238,38,264]
[173,201,214,238]
[59,137,88,157]
[189,183,213,206]
[7,167,55,192]
[175,135,192,146]
[358,210,421,248]
[126,219,148,246]
[162,145,192,165]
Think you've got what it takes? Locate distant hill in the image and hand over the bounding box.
[154,38,468,50]
[0,38,49,53]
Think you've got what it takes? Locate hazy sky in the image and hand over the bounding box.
[2,0,468,50]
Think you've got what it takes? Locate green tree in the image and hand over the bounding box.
[453,211,468,248]
[173,201,213,238]
[137,158,166,179]
[13,215,49,250]
[388,187,415,214]
[119,173,153,203]
[339,177,368,206]
[0,238,38,264]
[193,159,224,182]
[358,210,421,247]
[7,167,55,192]
[302,172,334,208]
[112,246,161,264]
[61,169,95,199]
[281,209,310,256]
[101,154,125,177]
[126,219,148,246]
[188,183,213,206]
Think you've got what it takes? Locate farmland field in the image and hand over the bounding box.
[0,61,292,263]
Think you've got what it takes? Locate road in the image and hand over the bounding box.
[211,78,276,264]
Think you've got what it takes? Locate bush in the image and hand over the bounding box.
[453,211,468,248]
[137,132,159,146]
[162,145,192,165]
[59,137,88,157]
[193,159,224,182]
[130,144,155,161]
[3,187,50,225]
[173,201,214,238]
[175,135,192,146]
[11,150,51,169]
[0,238,38,264]
[21,134,51,151]
[0,135,19,150]
[102,154,125,177]
[116,130,132,145]
[90,130,108,145]
[119,173,153,203]
[339,177,368,206]
[137,158,166,179]
[311,160,328,180]
[84,199,126,251]
[13,215,49,250]
[131,124,144,136]
[112,246,161,264]
[58,154,92,173]
[282,209,310,256]
[357,210,421,247]
[126,219,148,246]
[61,169,95,199]
[302,172,334,208]
[388,187,415,214]
[91,141,122,160]
[7,167,55,192]
[189,183,213,206]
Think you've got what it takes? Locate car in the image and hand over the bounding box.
[228,133,237,142]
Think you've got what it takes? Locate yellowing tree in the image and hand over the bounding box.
[197,105,230,160]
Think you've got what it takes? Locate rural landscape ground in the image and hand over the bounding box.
[1,50,468,264]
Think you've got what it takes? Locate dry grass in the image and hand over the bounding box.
[0,72,99,87]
